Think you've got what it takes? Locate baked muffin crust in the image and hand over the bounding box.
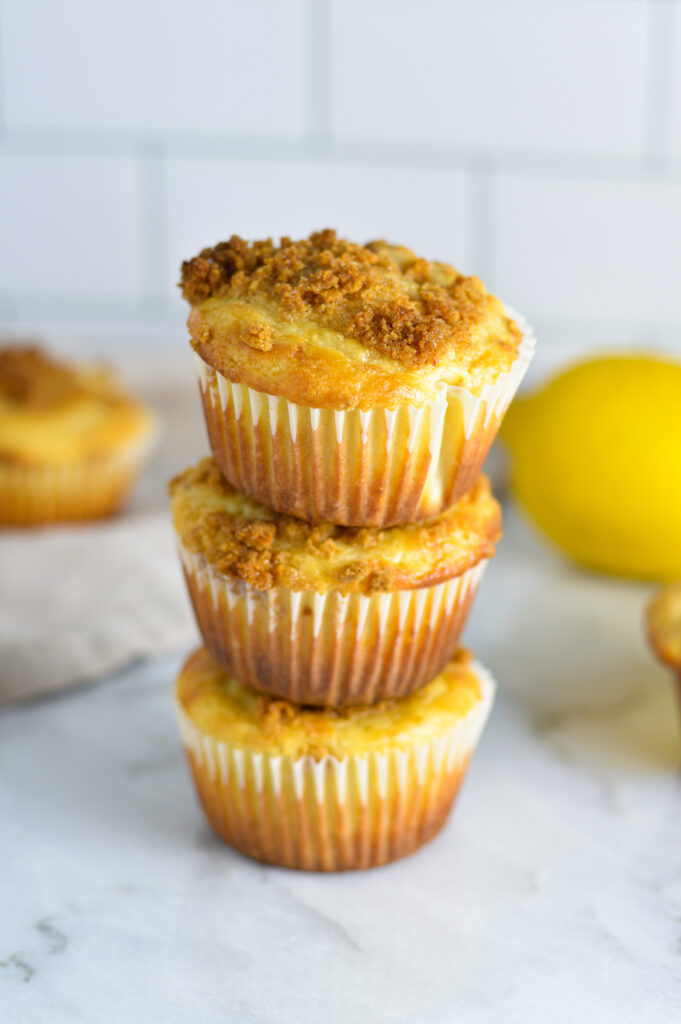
[169,456,501,594]
[181,230,522,408]
[177,645,483,759]
[0,345,155,464]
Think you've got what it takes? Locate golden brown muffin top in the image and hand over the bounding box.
[181,230,524,408]
[0,344,156,464]
[180,229,515,370]
[176,645,485,758]
[647,581,681,670]
[169,456,500,594]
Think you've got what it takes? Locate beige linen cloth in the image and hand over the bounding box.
[0,352,206,705]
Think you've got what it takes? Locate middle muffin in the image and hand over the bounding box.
[170,457,500,707]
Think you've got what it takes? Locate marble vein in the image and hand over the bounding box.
[263,875,364,954]
[0,916,69,986]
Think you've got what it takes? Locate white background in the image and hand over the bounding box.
[1,0,681,371]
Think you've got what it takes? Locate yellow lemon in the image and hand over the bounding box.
[501,353,681,581]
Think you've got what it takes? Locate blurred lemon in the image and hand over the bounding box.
[501,353,681,580]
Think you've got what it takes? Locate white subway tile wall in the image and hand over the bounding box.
[331,0,648,157]
[1,0,680,365]
[493,176,681,323]
[164,159,468,291]
[2,0,307,135]
[0,154,138,294]
[669,4,681,159]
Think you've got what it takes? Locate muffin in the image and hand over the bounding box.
[180,229,534,527]
[175,645,495,871]
[0,345,157,525]
[170,457,500,706]
[647,580,681,698]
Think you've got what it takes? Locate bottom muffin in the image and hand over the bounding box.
[174,646,495,871]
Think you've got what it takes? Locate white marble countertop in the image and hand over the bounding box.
[2,509,681,1024]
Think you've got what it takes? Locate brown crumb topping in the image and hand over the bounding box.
[0,345,89,408]
[180,229,518,369]
[169,457,500,594]
[255,693,368,734]
[171,458,377,590]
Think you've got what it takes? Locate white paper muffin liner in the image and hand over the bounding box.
[178,542,488,705]
[194,307,534,526]
[175,660,495,871]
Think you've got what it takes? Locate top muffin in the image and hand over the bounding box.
[181,229,522,409]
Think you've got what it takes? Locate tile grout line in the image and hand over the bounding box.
[0,0,5,138]
[0,294,16,326]
[303,0,333,155]
[517,313,681,345]
[463,164,497,283]
[1,288,179,329]
[133,140,173,317]
[3,284,681,347]
[640,0,677,170]
[2,124,681,184]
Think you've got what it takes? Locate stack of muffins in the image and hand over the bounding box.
[170,230,534,871]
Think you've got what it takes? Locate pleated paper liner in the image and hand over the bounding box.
[0,438,154,526]
[194,308,534,527]
[175,659,496,871]
[178,542,488,706]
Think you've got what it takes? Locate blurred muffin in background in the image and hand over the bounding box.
[0,344,157,526]
[180,229,534,527]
